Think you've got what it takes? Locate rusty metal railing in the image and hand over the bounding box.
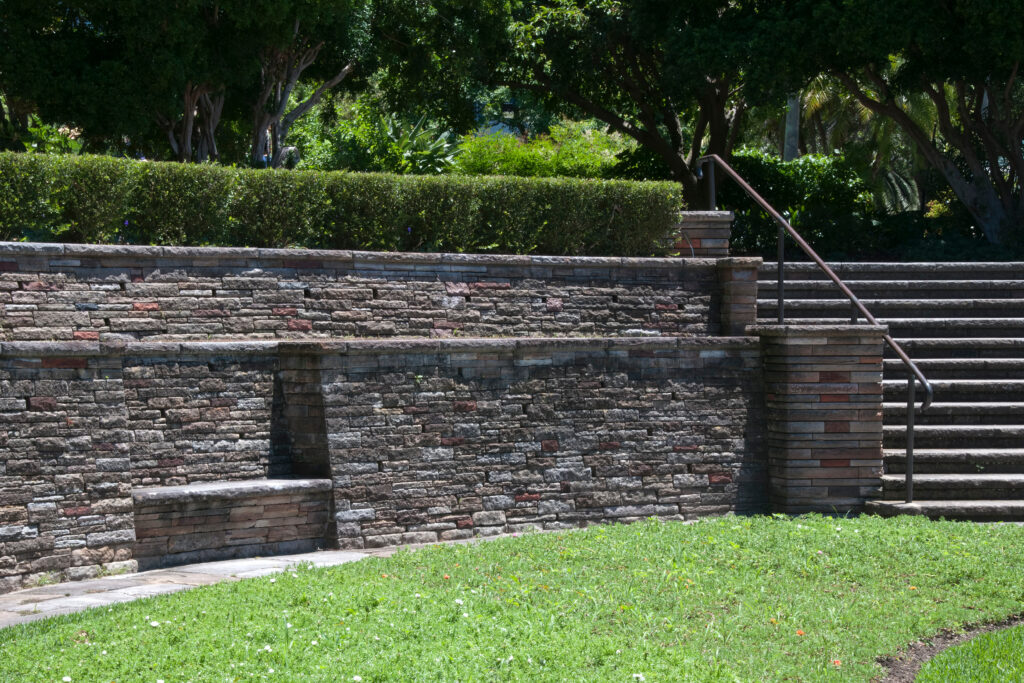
[698,154,932,503]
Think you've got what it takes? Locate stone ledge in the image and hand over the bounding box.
[132,478,332,505]
[0,336,762,358]
[0,240,733,270]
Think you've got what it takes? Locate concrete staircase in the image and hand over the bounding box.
[758,262,1024,521]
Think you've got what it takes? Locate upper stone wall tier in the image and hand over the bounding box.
[0,242,760,342]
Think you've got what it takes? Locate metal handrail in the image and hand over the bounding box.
[698,154,933,503]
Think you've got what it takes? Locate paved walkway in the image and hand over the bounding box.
[0,550,377,629]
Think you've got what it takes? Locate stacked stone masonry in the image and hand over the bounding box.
[0,350,135,593]
[0,337,767,591]
[0,243,753,342]
[318,338,765,548]
[0,237,889,593]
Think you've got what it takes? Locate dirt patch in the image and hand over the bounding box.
[876,614,1024,682]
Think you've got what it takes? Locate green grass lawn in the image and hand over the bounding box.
[916,623,1024,682]
[2,515,1023,682]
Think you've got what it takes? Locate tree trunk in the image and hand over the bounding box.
[195,91,224,163]
[783,94,800,161]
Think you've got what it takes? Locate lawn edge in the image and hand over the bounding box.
[876,612,1024,683]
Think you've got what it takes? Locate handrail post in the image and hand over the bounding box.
[777,222,785,324]
[906,378,916,504]
[706,160,717,210]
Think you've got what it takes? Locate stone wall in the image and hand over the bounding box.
[0,243,761,342]
[0,239,785,594]
[317,337,765,549]
[0,347,135,592]
[0,335,768,589]
[122,349,279,486]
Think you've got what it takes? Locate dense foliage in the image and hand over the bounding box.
[776,0,1024,245]
[452,122,632,179]
[0,152,683,255]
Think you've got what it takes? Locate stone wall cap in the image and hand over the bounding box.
[0,242,65,255]
[716,257,763,267]
[0,241,744,271]
[0,341,103,356]
[133,478,332,504]
[678,210,735,220]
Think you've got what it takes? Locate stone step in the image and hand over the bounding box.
[757,317,1024,338]
[879,473,1024,500]
[885,338,1024,359]
[756,317,1024,338]
[865,498,1024,521]
[883,424,1024,449]
[884,358,1024,380]
[884,379,1024,403]
[759,299,1024,319]
[884,402,1024,426]
[883,448,1024,474]
[757,279,1024,300]
[760,262,1024,281]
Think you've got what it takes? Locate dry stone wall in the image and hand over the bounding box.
[0,347,135,593]
[317,338,765,549]
[0,244,741,342]
[0,240,780,594]
[122,349,279,486]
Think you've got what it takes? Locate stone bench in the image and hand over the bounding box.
[132,479,332,570]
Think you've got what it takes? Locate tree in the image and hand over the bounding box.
[781,0,1024,245]
[228,0,370,167]
[376,0,759,207]
[0,0,370,166]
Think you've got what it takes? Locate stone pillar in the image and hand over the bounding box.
[716,257,762,336]
[673,211,734,257]
[754,325,886,513]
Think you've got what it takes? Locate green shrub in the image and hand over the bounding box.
[451,121,632,179]
[722,150,878,260]
[0,152,683,256]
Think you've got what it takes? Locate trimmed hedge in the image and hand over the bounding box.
[0,153,684,256]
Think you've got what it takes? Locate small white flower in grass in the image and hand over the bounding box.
[268,669,274,674]
[102,651,107,655]
[291,573,298,578]
[157,679,164,683]
[311,640,318,645]
[150,621,160,627]
[454,599,463,605]
[63,678,72,682]
[269,578,276,583]
[287,623,293,629]
[462,613,469,618]
[415,593,421,598]
[633,675,646,682]
[263,645,272,652]
[352,677,362,682]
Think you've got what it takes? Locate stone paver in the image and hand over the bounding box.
[0,550,370,630]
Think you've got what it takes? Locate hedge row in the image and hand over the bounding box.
[0,153,684,256]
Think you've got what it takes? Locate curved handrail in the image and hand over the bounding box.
[699,154,932,503]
